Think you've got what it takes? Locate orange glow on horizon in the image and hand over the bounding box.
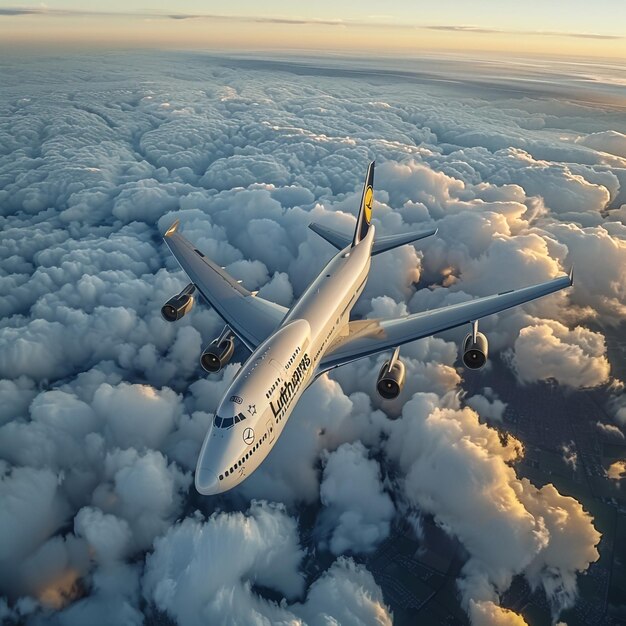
[1,13,625,60]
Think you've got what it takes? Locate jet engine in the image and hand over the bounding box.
[462,321,488,370]
[376,347,405,400]
[161,283,195,322]
[201,327,235,373]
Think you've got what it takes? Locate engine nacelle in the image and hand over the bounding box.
[376,356,406,400]
[201,335,235,373]
[462,331,489,370]
[161,283,195,322]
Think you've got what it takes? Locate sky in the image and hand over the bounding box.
[1,0,626,57]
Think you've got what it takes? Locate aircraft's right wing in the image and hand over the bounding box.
[318,271,573,373]
[163,221,287,351]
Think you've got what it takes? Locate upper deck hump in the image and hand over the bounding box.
[225,318,311,398]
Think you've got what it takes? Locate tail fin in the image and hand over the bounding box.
[352,161,375,247]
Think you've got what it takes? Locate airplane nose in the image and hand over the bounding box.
[194,467,220,495]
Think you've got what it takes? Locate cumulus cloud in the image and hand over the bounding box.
[576,130,626,159]
[294,556,393,626]
[606,461,626,482]
[92,382,182,451]
[142,502,305,626]
[73,507,132,565]
[142,501,392,626]
[466,387,507,422]
[35,562,144,626]
[508,321,611,388]
[385,393,600,622]
[0,463,70,592]
[596,422,625,439]
[317,442,394,554]
[469,600,529,626]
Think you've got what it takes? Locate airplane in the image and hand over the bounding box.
[161,161,573,495]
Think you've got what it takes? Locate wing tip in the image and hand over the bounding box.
[568,264,574,286]
[165,220,180,237]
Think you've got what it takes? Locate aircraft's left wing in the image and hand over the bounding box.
[318,271,573,373]
[163,221,287,350]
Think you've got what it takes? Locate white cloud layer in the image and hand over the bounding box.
[1,50,622,625]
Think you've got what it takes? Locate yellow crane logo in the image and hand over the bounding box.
[363,186,373,224]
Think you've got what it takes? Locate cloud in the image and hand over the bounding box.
[596,421,625,439]
[92,382,182,451]
[0,50,622,625]
[576,130,626,158]
[508,321,611,388]
[469,600,530,626]
[0,463,70,593]
[94,447,191,552]
[142,502,305,626]
[423,25,624,40]
[385,393,600,621]
[294,557,393,626]
[606,461,626,481]
[73,507,132,565]
[317,442,394,554]
[466,388,507,422]
[142,501,392,625]
[561,441,578,470]
[36,563,144,626]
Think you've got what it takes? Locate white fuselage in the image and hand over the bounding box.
[195,226,375,494]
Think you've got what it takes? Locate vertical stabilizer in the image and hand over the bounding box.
[352,161,375,247]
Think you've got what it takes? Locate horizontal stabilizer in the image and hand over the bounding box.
[309,222,437,256]
[371,228,438,255]
[309,222,352,251]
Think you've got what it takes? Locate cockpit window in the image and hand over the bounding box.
[214,413,246,429]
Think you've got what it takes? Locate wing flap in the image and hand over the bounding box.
[164,224,287,349]
[319,273,573,371]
